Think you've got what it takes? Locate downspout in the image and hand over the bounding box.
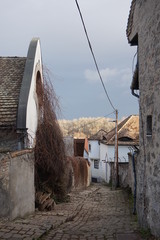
[131,60,139,98]
[131,89,139,98]
[132,152,137,215]
[17,128,28,150]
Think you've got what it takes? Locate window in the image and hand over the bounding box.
[89,144,91,152]
[118,137,133,142]
[94,159,99,169]
[147,115,152,137]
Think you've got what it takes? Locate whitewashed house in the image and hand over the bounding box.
[0,38,43,151]
[88,130,108,182]
[0,38,44,220]
[89,115,139,183]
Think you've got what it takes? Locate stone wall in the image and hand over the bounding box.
[0,129,27,152]
[128,0,160,237]
[63,136,74,157]
[118,163,129,188]
[110,153,137,192]
[86,161,91,187]
[0,154,10,216]
[110,162,129,188]
[0,130,19,152]
[66,156,91,190]
[0,150,35,220]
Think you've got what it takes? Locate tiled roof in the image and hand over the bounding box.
[0,57,26,127]
[89,129,108,140]
[104,115,139,146]
[126,0,136,41]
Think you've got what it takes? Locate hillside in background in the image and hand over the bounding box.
[58,117,116,138]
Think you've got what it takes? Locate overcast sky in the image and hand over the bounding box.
[0,0,138,120]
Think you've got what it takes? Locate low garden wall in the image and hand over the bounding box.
[0,150,35,220]
[66,156,91,191]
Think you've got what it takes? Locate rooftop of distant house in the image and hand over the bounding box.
[104,115,139,146]
[89,115,139,146]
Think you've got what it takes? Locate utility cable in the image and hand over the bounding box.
[76,111,115,130]
[74,0,116,112]
[66,110,115,135]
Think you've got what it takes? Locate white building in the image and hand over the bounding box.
[89,115,139,183]
[0,38,43,151]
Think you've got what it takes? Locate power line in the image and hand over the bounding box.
[74,1,119,188]
[66,111,115,135]
[74,0,116,112]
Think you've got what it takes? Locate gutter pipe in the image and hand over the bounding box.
[132,152,137,215]
[131,89,139,98]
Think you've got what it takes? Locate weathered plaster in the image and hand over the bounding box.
[0,151,35,220]
[128,0,160,236]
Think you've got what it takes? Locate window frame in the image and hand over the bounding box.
[146,115,152,137]
[94,159,99,169]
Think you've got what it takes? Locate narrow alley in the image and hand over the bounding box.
[42,184,142,240]
[0,183,143,240]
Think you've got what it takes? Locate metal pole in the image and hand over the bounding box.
[115,109,119,187]
[112,110,119,190]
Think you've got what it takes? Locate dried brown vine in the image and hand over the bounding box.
[35,69,67,206]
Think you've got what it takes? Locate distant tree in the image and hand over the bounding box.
[58,117,115,138]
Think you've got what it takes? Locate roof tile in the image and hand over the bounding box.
[104,115,139,145]
[126,0,136,41]
[0,57,26,127]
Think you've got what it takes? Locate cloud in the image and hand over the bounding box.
[84,68,118,82]
[84,67,132,87]
[119,68,132,87]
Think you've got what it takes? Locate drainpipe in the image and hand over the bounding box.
[17,128,28,150]
[131,89,139,98]
[132,152,137,215]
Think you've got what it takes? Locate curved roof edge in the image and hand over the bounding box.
[16,38,40,130]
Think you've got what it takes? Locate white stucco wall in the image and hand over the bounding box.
[100,143,108,181]
[88,140,100,159]
[106,145,132,183]
[26,40,43,147]
[89,139,132,183]
[89,140,100,181]
[89,140,108,182]
[119,146,131,162]
[107,145,131,163]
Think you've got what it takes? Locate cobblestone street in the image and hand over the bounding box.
[0,184,142,240]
